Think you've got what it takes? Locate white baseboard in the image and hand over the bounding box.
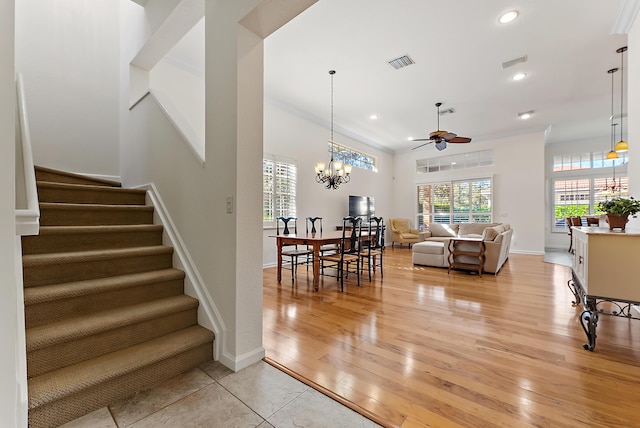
[220,347,266,372]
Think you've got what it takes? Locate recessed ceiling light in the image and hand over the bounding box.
[407,136,414,141]
[512,72,527,81]
[518,110,534,120]
[499,10,519,24]
[370,114,378,120]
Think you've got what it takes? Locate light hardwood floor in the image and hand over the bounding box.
[263,248,640,428]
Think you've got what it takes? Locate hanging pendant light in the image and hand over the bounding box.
[314,70,351,190]
[615,46,629,153]
[606,68,619,160]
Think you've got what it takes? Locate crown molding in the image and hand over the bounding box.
[611,0,640,34]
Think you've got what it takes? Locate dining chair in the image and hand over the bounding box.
[276,217,312,281]
[586,217,600,227]
[566,216,582,253]
[319,216,363,291]
[361,216,385,281]
[306,216,338,256]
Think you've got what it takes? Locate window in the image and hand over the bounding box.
[417,178,492,229]
[550,148,629,231]
[329,142,377,172]
[552,151,627,172]
[263,156,297,227]
[552,176,628,229]
[416,149,493,174]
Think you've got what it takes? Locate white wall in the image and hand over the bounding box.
[393,132,546,254]
[15,0,120,176]
[121,0,312,371]
[150,55,205,151]
[628,15,640,230]
[1,0,23,425]
[262,101,395,266]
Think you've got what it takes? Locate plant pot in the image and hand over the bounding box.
[605,213,629,231]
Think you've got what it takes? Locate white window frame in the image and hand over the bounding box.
[329,142,377,172]
[263,155,297,228]
[550,149,629,232]
[416,177,493,229]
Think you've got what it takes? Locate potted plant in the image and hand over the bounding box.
[597,196,640,230]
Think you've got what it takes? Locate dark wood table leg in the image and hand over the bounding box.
[312,243,321,291]
[276,238,283,283]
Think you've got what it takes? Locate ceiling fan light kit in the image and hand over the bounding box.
[411,102,472,151]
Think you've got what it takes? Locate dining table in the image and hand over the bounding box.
[271,230,372,291]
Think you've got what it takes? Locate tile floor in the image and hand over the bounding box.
[60,360,381,428]
[543,248,572,267]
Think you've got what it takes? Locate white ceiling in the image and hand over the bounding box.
[166,1,634,154]
[263,0,632,153]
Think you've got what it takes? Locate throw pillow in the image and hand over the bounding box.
[482,227,499,242]
[428,223,458,237]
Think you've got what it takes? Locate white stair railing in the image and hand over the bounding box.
[15,73,39,236]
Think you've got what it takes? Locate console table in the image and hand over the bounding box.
[567,226,640,350]
[447,237,485,277]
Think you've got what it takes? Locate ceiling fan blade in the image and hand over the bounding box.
[411,138,434,142]
[411,141,433,150]
[448,137,472,143]
[440,133,457,140]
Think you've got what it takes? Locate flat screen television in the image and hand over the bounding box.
[349,195,375,220]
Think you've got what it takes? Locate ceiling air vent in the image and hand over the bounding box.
[439,108,455,115]
[387,54,415,70]
[501,55,528,69]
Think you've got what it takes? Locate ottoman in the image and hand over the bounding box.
[412,241,447,268]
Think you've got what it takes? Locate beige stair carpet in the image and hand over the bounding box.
[23,166,214,428]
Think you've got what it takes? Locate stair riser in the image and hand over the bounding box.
[40,207,153,226]
[23,252,173,287]
[35,169,120,187]
[37,186,146,205]
[25,278,184,328]
[28,343,212,428]
[22,229,163,255]
[28,309,198,377]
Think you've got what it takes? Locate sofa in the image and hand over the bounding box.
[412,222,512,274]
[389,218,425,248]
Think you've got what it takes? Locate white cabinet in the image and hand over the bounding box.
[570,226,640,350]
[572,227,640,301]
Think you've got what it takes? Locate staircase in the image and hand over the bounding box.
[22,166,214,428]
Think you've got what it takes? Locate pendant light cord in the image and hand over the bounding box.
[329,70,335,161]
[620,48,624,142]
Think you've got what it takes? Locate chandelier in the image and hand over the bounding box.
[315,70,351,189]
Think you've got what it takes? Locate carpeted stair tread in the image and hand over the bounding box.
[24,268,184,306]
[21,224,164,254]
[28,224,163,236]
[22,245,173,268]
[35,165,122,187]
[39,202,154,226]
[36,181,146,205]
[27,295,199,352]
[28,325,214,408]
[22,246,174,287]
[24,269,185,328]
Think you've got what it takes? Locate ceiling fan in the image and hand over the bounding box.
[411,102,472,151]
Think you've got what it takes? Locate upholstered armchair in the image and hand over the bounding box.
[389,218,422,248]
